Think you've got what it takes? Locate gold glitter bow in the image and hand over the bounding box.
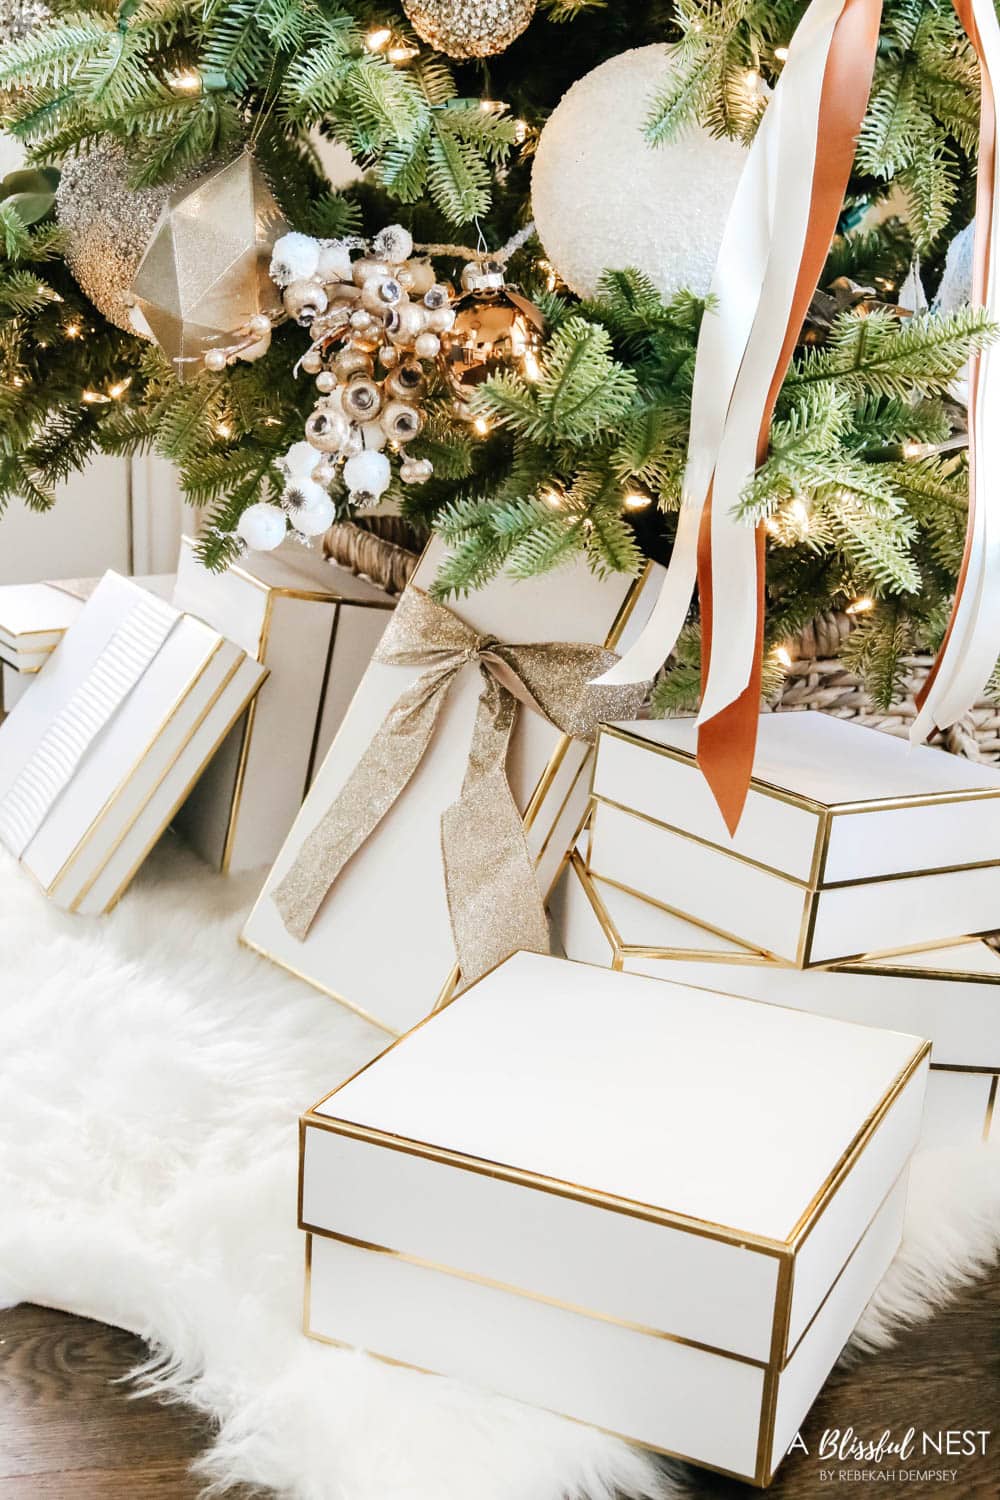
[271,586,648,984]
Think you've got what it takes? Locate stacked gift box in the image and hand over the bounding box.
[551,710,1000,1147]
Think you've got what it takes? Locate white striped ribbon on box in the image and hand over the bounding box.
[0,592,179,858]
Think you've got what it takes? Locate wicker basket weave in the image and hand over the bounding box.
[322,515,427,596]
[775,610,1000,763]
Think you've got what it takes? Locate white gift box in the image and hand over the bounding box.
[171,538,393,873]
[242,543,662,1036]
[0,575,174,675]
[589,712,1000,966]
[299,951,928,1486]
[552,853,999,1148]
[0,572,266,914]
[2,664,29,712]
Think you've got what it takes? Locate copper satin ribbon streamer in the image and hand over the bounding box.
[271,587,647,984]
[697,0,884,834]
[915,0,996,721]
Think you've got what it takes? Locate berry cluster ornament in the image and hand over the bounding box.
[532,45,749,301]
[402,0,535,58]
[270,222,457,516]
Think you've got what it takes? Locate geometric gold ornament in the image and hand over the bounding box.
[128,152,287,381]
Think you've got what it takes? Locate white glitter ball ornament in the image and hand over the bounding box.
[402,0,534,58]
[237,503,287,551]
[532,45,750,302]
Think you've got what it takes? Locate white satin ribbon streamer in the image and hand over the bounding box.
[912,0,1000,743]
[0,593,178,857]
[597,0,850,691]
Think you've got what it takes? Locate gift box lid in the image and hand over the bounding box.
[309,951,926,1250]
[0,583,84,649]
[594,712,1000,885]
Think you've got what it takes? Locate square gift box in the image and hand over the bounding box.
[589,712,1000,967]
[172,537,394,873]
[552,852,999,1148]
[299,951,928,1486]
[0,571,266,914]
[242,541,662,1037]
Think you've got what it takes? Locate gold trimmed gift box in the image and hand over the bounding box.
[241,541,663,1038]
[0,575,174,681]
[552,852,999,1148]
[172,537,394,874]
[0,571,266,914]
[589,712,1000,968]
[299,951,928,1487]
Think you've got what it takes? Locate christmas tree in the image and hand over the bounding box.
[0,0,994,709]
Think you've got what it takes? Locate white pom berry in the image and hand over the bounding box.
[343,449,392,503]
[291,491,336,537]
[237,503,286,551]
[270,232,321,287]
[281,441,321,479]
[373,224,414,264]
[317,241,354,283]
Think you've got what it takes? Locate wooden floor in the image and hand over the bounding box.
[0,1275,997,1498]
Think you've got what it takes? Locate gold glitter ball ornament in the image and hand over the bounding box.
[401,0,535,58]
[0,0,49,46]
[55,145,175,334]
[129,152,287,380]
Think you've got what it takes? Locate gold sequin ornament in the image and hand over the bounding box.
[401,0,535,58]
[55,145,175,334]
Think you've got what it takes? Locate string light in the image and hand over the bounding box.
[107,377,131,399]
[847,597,875,615]
[514,119,528,144]
[522,349,541,382]
[902,440,929,459]
[623,491,652,511]
[366,27,391,50]
[789,496,811,534]
[774,45,790,61]
[215,420,233,439]
[473,415,491,436]
[81,389,106,404]
[542,488,563,509]
[65,323,81,338]
[170,69,202,92]
[775,645,793,668]
[387,43,418,62]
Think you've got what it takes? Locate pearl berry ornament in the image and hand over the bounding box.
[237,502,286,551]
[204,348,227,372]
[344,449,392,506]
[532,45,749,301]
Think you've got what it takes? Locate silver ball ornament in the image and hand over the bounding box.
[284,279,328,325]
[341,377,383,423]
[305,405,350,453]
[301,349,323,374]
[400,457,434,484]
[414,331,441,359]
[381,399,423,444]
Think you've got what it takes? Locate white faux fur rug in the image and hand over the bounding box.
[1,838,999,1500]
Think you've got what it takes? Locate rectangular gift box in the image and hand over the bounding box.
[241,542,662,1036]
[589,712,1000,967]
[0,571,266,914]
[171,537,394,873]
[552,853,999,1148]
[0,575,174,674]
[299,951,928,1486]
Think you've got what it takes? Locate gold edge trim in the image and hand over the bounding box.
[984,1076,999,1142]
[1,662,42,675]
[71,653,251,914]
[0,624,67,642]
[587,870,794,967]
[591,794,812,890]
[838,953,1000,984]
[571,853,771,965]
[597,722,1000,816]
[219,591,277,872]
[303,1230,313,1337]
[534,749,590,871]
[301,1315,762,1486]
[755,1251,794,1485]
[47,641,226,896]
[786,1045,931,1251]
[302,1114,788,1256]
[238,933,402,1037]
[801,925,1000,970]
[299,1224,771,1369]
